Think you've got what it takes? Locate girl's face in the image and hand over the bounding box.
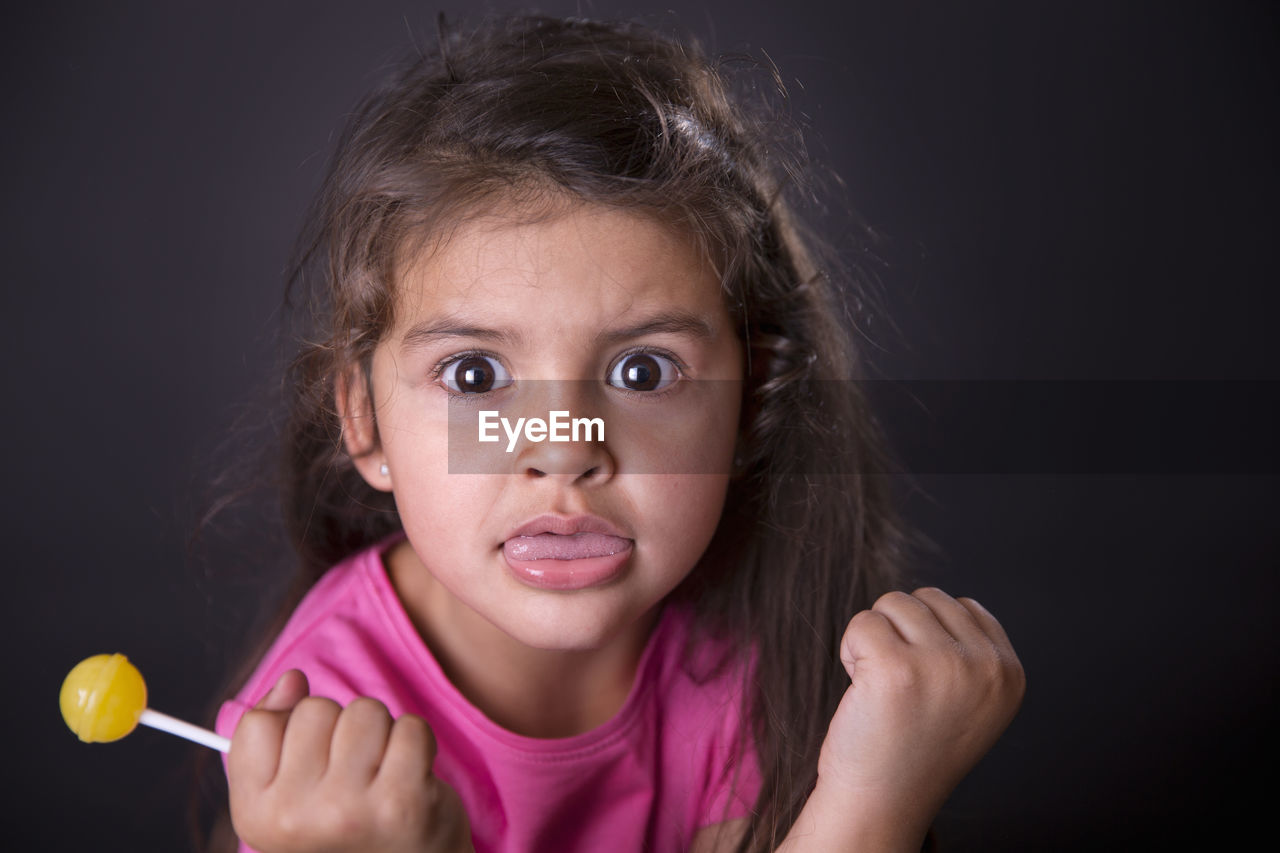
[345,201,743,652]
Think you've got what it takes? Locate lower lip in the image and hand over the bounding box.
[502,544,633,590]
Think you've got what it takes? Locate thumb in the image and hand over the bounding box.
[255,669,310,712]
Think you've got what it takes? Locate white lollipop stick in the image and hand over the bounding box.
[138,708,231,753]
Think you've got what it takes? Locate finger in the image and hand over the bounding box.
[329,697,394,783]
[839,608,904,677]
[870,589,952,646]
[229,709,287,792]
[912,587,992,649]
[230,671,312,790]
[957,597,1017,655]
[256,669,310,712]
[274,696,342,786]
[375,713,437,787]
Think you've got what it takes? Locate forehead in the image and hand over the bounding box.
[390,201,727,331]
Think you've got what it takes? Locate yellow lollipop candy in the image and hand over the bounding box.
[60,653,230,752]
[60,653,147,742]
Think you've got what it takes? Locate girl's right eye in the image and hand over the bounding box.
[439,354,512,394]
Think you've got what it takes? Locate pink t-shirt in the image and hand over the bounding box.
[217,540,761,852]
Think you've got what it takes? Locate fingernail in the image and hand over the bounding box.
[264,672,287,700]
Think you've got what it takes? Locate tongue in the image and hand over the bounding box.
[504,533,631,561]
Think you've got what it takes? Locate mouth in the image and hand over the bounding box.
[502,514,634,590]
[505,514,630,540]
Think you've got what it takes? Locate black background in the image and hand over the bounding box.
[5,1,1276,849]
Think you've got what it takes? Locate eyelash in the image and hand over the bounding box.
[429,347,687,398]
[607,347,686,399]
[431,349,509,398]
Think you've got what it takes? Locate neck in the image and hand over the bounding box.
[385,539,659,738]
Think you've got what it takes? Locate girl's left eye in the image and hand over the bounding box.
[440,354,512,394]
[607,351,680,392]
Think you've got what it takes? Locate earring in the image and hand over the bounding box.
[379,462,390,477]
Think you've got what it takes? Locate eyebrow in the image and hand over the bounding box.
[596,311,716,345]
[399,321,521,352]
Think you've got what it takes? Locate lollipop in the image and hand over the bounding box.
[60,653,230,753]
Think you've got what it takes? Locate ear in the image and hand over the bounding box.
[335,365,393,492]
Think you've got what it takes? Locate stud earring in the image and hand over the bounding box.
[379,462,390,477]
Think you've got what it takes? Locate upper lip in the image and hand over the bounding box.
[505,514,632,541]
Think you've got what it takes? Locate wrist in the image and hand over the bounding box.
[779,777,932,853]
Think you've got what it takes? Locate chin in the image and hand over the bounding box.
[499,596,646,652]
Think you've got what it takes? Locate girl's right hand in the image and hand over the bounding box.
[227,670,473,853]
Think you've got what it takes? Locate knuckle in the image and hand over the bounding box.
[282,788,366,844]
[847,608,882,631]
[272,806,309,847]
[234,786,376,850]
[374,786,429,833]
[978,652,1005,684]
[242,795,310,850]
[323,800,369,844]
[873,590,911,610]
[842,609,886,646]
[974,647,1026,708]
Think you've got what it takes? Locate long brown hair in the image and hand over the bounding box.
[263,14,907,850]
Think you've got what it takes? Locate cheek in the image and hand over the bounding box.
[610,383,742,476]
[378,403,497,538]
[639,474,731,559]
[396,472,504,554]
[377,387,451,469]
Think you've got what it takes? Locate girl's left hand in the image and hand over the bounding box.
[815,588,1025,845]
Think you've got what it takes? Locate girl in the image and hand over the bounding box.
[214,14,1024,853]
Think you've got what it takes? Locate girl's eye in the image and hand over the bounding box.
[441,354,512,394]
[607,351,680,392]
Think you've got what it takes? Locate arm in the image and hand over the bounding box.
[227,669,474,853]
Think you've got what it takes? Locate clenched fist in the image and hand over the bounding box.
[813,588,1025,849]
[227,670,473,853]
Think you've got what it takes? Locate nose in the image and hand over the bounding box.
[513,410,615,483]
[509,383,615,483]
